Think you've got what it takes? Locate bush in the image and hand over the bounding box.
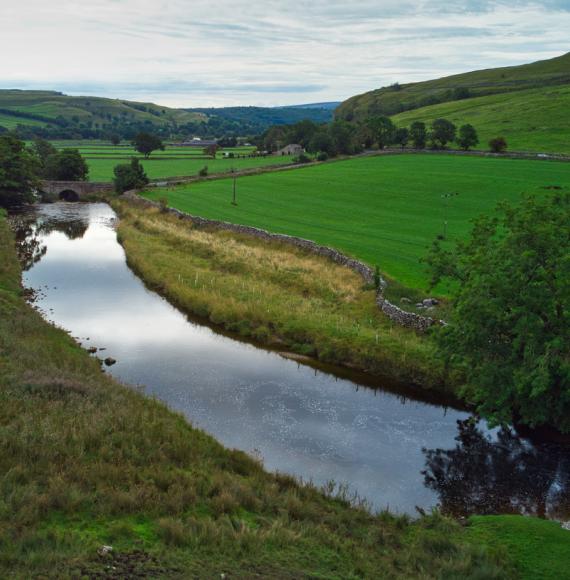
[198,166,208,177]
[113,158,149,193]
[293,153,312,164]
[489,137,508,153]
[0,133,38,207]
[43,149,89,181]
[316,152,329,162]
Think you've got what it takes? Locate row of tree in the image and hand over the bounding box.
[256,117,507,158]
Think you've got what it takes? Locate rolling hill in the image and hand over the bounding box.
[0,91,337,139]
[335,52,570,121]
[0,89,203,128]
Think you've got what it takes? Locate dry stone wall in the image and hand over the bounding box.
[122,191,444,331]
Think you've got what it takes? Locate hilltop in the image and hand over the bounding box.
[335,52,570,121]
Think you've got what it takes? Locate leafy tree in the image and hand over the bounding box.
[109,134,121,146]
[113,158,149,193]
[132,132,165,158]
[32,138,57,174]
[430,118,456,149]
[0,133,39,207]
[409,121,427,149]
[44,149,89,181]
[329,121,355,155]
[204,144,220,159]
[393,127,409,150]
[286,120,319,149]
[489,137,508,153]
[307,130,336,156]
[426,194,570,432]
[368,116,395,149]
[457,124,479,151]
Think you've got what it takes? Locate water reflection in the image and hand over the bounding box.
[423,418,570,519]
[9,204,90,270]
[10,202,570,519]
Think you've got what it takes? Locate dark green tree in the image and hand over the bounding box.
[393,127,409,150]
[489,137,508,153]
[430,118,456,149]
[44,149,89,181]
[132,132,165,158]
[0,133,39,207]
[307,130,336,156]
[409,121,427,149]
[368,116,395,149]
[329,121,355,155]
[457,124,479,151]
[426,193,570,432]
[32,138,57,172]
[113,158,149,193]
[109,134,121,146]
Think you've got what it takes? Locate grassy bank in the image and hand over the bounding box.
[466,516,570,580]
[0,209,518,578]
[114,201,443,389]
[141,153,570,290]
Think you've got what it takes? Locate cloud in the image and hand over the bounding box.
[0,1,568,107]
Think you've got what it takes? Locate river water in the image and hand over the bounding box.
[10,202,570,520]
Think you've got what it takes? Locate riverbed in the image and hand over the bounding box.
[11,202,570,519]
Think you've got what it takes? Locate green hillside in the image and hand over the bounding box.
[392,85,570,154]
[336,52,570,121]
[0,89,202,127]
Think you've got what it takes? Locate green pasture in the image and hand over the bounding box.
[393,85,570,155]
[86,153,295,181]
[143,154,570,290]
[0,113,47,129]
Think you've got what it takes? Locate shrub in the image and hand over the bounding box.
[198,165,208,177]
[489,137,508,153]
[316,151,329,162]
[113,158,149,194]
[293,153,312,164]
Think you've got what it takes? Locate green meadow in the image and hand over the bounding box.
[392,85,570,155]
[143,154,570,290]
[49,144,296,181]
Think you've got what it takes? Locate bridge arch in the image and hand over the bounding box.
[59,189,80,202]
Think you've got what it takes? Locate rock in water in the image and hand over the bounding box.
[104,357,117,367]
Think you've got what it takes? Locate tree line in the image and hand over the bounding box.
[256,117,508,158]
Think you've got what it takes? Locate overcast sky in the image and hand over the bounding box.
[1,1,568,108]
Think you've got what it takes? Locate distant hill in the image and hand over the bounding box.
[0,90,335,139]
[183,105,335,134]
[0,89,204,138]
[335,52,570,121]
[278,102,341,110]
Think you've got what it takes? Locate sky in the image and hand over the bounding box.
[1,1,569,108]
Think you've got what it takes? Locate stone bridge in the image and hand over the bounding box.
[40,180,113,201]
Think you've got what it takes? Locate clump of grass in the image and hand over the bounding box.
[0,211,514,578]
[114,201,445,389]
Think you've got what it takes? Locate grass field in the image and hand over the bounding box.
[466,515,570,580]
[0,209,513,578]
[142,153,570,290]
[42,143,296,181]
[392,85,570,155]
[86,153,295,181]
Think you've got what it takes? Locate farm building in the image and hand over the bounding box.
[275,144,304,156]
[178,137,219,147]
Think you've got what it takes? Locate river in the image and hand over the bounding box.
[10,202,570,520]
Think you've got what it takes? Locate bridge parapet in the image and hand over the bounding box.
[40,181,113,201]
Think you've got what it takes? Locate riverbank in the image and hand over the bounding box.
[0,208,516,577]
[114,200,447,390]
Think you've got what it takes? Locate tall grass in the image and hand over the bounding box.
[115,201,445,389]
[0,210,513,578]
